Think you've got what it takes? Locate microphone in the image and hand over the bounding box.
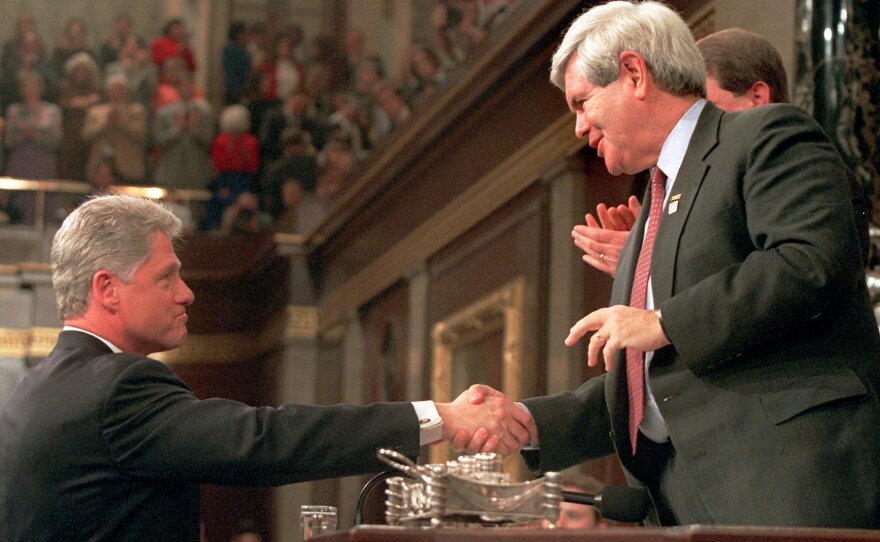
[561,485,650,523]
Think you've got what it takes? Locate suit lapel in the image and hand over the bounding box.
[650,103,723,303]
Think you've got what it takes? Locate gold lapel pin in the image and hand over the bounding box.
[668,194,682,214]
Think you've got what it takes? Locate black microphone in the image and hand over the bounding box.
[561,485,650,523]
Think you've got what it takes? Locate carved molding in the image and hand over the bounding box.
[317,114,583,333]
[429,277,526,470]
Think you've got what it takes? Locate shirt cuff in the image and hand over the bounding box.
[412,400,443,445]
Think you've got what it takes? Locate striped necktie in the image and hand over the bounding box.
[625,166,667,454]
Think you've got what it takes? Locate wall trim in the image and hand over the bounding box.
[317,113,584,332]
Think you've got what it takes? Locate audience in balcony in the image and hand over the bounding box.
[0,1,521,231]
[81,73,148,185]
[153,70,214,189]
[4,72,62,180]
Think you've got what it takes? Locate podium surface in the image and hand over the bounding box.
[316,525,880,542]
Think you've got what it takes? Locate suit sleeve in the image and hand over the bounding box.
[520,375,614,474]
[100,357,421,485]
[661,105,863,374]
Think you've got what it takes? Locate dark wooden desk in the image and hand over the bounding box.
[316,525,880,542]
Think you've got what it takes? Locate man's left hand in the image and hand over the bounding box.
[565,305,670,371]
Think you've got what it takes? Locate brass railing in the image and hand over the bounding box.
[0,176,211,231]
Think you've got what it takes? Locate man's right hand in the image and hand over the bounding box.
[436,385,535,456]
[572,196,641,277]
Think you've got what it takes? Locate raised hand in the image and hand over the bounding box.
[573,196,641,277]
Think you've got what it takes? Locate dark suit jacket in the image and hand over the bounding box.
[0,331,421,541]
[523,103,880,527]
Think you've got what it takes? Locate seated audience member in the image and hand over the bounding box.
[0,190,24,226]
[105,35,158,114]
[163,190,195,236]
[219,191,271,235]
[205,104,260,230]
[327,93,368,159]
[271,177,305,233]
[400,41,447,107]
[154,56,204,111]
[310,33,349,92]
[151,18,196,81]
[51,18,96,81]
[344,28,367,79]
[1,12,40,79]
[4,72,62,180]
[258,32,305,103]
[153,72,214,189]
[431,0,486,67]
[99,14,135,67]
[1,30,55,109]
[373,80,411,132]
[352,58,391,146]
[57,51,101,180]
[261,129,317,219]
[222,22,251,105]
[258,89,325,163]
[304,63,337,122]
[297,139,351,234]
[82,73,148,184]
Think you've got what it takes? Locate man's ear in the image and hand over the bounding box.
[619,50,650,100]
[91,270,119,310]
[748,81,772,106]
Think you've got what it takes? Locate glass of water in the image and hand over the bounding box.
[300,505,337,540]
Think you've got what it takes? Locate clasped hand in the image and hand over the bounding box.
[436,384,538,456]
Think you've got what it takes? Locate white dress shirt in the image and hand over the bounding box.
[640,99,707,443]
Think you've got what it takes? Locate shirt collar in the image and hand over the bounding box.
[62,326,123,353]
[656,99,706,186]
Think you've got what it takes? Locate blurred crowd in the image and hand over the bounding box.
[0,0,520,235]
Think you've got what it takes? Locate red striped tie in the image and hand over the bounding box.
[626,167,667,454]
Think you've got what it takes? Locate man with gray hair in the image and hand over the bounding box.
[0,195,532,541]
[468,0,880,527]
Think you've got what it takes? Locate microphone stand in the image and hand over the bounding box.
[354,470,398,526]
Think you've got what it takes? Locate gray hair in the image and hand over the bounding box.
[550,0,705,98]
[104,72,129,92]
[51,195,182,320]
[219,104,251,133]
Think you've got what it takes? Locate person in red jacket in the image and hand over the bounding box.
[205,104,260,230]
[150,19,195,83]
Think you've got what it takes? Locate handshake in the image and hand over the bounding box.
[434,385,539,456]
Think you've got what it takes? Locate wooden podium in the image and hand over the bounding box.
[315,525,880,542]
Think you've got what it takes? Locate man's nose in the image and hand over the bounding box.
[575,113,590,139]
[178,280,195,305]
